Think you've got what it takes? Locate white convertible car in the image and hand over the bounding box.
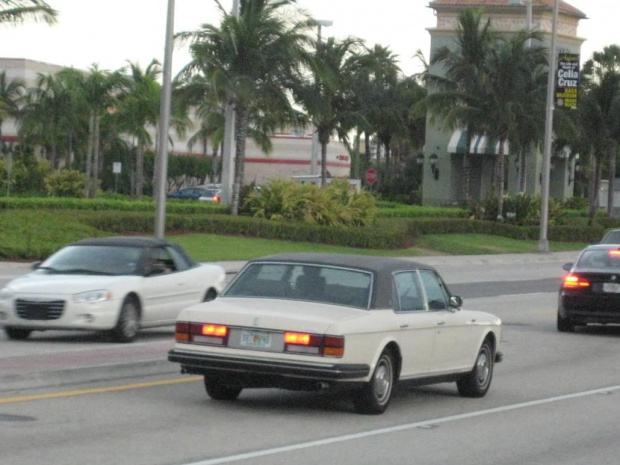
[168,253,503,414]
[0,237,226,342]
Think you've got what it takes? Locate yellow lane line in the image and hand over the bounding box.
[0,376,202,404]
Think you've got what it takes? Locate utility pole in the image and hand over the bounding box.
[154,0,175,239]
[538,0,560,253]
[220,0,240,206]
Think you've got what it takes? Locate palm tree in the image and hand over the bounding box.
[115,60,162,197]
[18,72,77,170]
[425,9,495,206]
[295,37,363,187]
[176,0,311,214]
[0,71,25,139]
[581,45,620,217]
[0,0,56,25]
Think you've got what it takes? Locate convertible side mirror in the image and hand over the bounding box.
[562,262,573,271]
[449,295,463,308]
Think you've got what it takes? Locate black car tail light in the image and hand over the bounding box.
[563,273,590,289]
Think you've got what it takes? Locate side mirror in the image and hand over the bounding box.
[31,261,42,270]
[562,262,573,271]
[449,295,463,308]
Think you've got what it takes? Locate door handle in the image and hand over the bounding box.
[399,323,409,329]
[436,321,445,326]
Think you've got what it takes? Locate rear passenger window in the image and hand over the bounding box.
[394,271,424,312]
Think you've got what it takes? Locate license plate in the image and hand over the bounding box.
[603,282,620,293]
[240,330,272,348]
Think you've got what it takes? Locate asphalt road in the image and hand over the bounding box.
[2,292,619,465]
[3,251,620,464]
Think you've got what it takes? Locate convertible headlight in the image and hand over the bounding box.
[0,288,14,300]
[73,290,112,304]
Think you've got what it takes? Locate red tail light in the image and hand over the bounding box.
[284,332,344,357]
[609,250,620,257]
[563,274,590,289]
[175,321,229,345]
[214,195,221,203]
[175,321,190,342]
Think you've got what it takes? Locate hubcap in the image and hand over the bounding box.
[475,350,490,386]
[122,307,139,337]
[373,360,392,402]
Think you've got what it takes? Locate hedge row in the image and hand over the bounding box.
[391,218,606,243]
[82,211,410,249]
[0,197,229,214]
[376,202,468,219]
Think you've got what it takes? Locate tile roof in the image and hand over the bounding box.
[429,0,586,18]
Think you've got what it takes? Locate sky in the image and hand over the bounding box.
[0,0,617,78]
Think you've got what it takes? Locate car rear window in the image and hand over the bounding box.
[577,249,620,269]
[224,262,373,309]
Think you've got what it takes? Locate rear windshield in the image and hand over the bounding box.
[601,230,620,244]
[224,262,373,309]
[577,249,620,270]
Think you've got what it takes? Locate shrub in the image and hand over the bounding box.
[243,179,378,227]
[44,170,87,198]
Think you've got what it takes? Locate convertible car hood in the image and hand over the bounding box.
[6,273,132,296]
[181,297,368,334]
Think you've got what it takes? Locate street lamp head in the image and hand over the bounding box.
[309,19,333,27]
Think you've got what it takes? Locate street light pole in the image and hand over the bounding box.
[538,0,560,253]
[308,19,333,178]
[154,0,175,239]
[220,0,240,206]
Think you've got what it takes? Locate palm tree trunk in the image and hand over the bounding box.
[90,115,100,198]
[518,148,528,192]
[231,104,250,216]
[320,140,328,187]
[136,144,144,198]
[353,130,361,179]
[607,141,617,216]
[588,153,600,225]
[496,140,506,221]
[462,129,473,205]
[364,131,371,166]
[85,113,94,197]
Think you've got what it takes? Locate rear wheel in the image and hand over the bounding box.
[5,327,32,340]
[204,376,242,401]
[353,350,395,414]
[457,340,494,398]
[111,299,140,343]
[557,312,575,333]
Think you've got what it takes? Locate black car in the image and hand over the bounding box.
[558,244,620,332]
[167,187,212,200]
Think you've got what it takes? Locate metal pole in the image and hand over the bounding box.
[154,0,175,239]
[526,0,533,47]
[220,0,240,206]
[310,24,322,176]
[538,0,560,253]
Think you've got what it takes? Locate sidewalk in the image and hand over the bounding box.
[0,252,578,393]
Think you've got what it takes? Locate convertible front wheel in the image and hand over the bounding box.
[353,349,395,414]
[204,376,242,401]
[457,340,494,398]
[111,299,140,343]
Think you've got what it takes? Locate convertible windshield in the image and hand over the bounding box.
[225,262,373,309]
[40,245,143,276]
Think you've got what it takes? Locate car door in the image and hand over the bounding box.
[391,271,438,378]
[140,247,194,324]
[418,270,479,373]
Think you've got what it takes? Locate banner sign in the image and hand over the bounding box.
[555,53,580,110]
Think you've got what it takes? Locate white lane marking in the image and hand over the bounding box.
[187,384,620,465]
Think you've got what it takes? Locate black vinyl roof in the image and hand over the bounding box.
[252,253,437,274]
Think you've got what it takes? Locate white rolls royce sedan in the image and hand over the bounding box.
[168,253,502,414]
[0,237,226,342]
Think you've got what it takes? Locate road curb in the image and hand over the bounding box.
[0,359,179,393]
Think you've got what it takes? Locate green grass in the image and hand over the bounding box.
[0,209,589,261]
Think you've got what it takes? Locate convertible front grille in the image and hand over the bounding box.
[15,299,65,320]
